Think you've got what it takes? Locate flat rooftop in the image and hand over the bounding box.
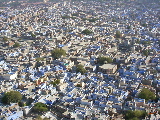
[99,64,116,69]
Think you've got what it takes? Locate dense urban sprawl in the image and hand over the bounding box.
[0,0,160,119]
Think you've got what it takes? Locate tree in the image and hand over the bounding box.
[124,110,147,120]
[125,110,134,119]
[2,36,9,42]
[35,115,43,120]
[43,118,50,120]
[81,29,93,35]
[141,23,147,27]
[135,39,140,44]
[35,61,43,69]
[142,41,150,45]
[112,19,117,22]
[127,25,131,29]
[33,102,48,113]
[142,49,151,57]
[2,91,22,104]
[82,18,88,21]
[97,56,113,65]
[115,30,122,38]
[13,42,20,48]
[76,64,87,75]
[50,79,60,87]
[61,15,70,19]
[76,83,82,87]
[158,109,160,114]
[138,88,156,101]
[51,48,66,59]
[72,13,79,16]
[31,33,36,38]
[88,18,98,22]
[26,98,34,106]
[130,117,140,120]
[18,101,25,107]
[36,57,45,62]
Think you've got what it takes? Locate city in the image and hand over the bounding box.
[0,0,160,120]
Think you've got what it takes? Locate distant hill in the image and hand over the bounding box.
[0,0,43,3]
[0,0,159,2]
[28,0,44,3]
[0,0,159,6]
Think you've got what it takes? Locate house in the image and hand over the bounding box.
[57,83,68,91]
[0,103,24,120]
[99,64,117,74]
[2,72,18,80]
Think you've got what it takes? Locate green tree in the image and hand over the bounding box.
[115,30,122,38]
[31,33,36,38]
[72,13,79,16]
[43,118,50,120]
[135,39,140,44]
[127,25,131,29]
[142,49,151,57]
[81,29,93,35]
[82,18,88,21]
[158,109,160,114]
[13,42,20,48]
[36,57,45,62]
[97,56,113,65]
[26,98,34,106]
[88,18,98,22]
[141,23,147,27]
[50,79,60,87]
[18,101,25,107]
[125,110,134,119]
[61,15,70,19]
[35,61,43,69]
[142,41,150,45]
[2,91,22,104]
[2,36,9,42]
[124,110,147,120]
[112,19,117,22]
[51,48,66,59]
[138,88,156,101]
[76,84,82,87]
[33,102,48,113]
[76,64,87,75]
[130,117,139,120]
[35,115,43,120]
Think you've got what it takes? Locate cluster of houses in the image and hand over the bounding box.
[0,0,160,119]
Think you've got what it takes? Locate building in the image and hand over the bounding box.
[99,64,117,74]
